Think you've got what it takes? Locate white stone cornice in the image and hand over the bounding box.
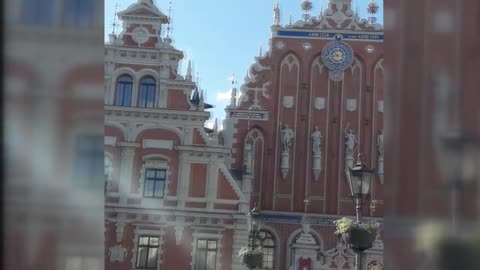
[176,145,231,155]
[105,105,210,123]
[105,206,243,217]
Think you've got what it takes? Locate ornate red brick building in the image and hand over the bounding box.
[104,1,384,270]
[223,1,384,269]
[104,1,249,270]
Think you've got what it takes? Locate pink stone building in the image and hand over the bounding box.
[104,1,384,270]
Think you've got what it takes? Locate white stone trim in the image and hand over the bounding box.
[131,226,165,270]
[219,164,247,203]
[285,227,324,268]
[105,136,117,146]
[142,139,173,150]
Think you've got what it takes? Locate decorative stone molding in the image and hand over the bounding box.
[174,225,184,245]
[377,100,384,113]
[108,245,127,263]
[314,97,325,110]
[346,99,357,112]
[105,106,210,125]
[283,96,294,108]
[105,136,117,146]
[115,222,125,242]
[142,139,174,150]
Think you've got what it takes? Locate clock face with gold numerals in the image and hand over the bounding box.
[330,48,346,63]
[321,34,354,72]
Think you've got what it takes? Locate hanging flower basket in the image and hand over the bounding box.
[334,217,379,253]
[341,226,376,252]
[239,246,263,268]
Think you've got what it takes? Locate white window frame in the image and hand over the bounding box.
[131,228,165,270]
[190,231,223,270]
[138,155,173,207]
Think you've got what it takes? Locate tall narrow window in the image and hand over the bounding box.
[138,76,156,108]
[63,0,95,28]
[195,240,217,270]
[143,169,166,198]
[136,236,159,269]
[73,135,104,187]
[253,230,275,270]
[115,75,133,106]
[22,0,54,25]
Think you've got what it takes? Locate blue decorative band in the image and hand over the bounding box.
[277,30,384,41]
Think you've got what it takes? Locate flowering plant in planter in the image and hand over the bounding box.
[238,246,263,268]
[333,217,380,235]
[334,217,380,252]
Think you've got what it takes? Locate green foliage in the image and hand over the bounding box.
[238,246,263,258]
[333,217,380,235]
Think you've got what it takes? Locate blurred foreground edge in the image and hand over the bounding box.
[384,0,480,269]
[3,1,105,270]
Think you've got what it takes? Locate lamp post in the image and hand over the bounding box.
[248,203,262,247]
[346,154,375,270]
[241,203,263,270]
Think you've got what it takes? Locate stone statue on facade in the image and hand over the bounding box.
[344,128,358,158]
[281,124,294,153]
[377,129,384,184]
[311,127,322,155]
[377,129,384,157]
[244,142,253,174]
[280,124,294,179]
[311,127,322,181]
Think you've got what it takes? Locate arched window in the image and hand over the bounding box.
[138,76,156,108]
[114,75,133,106]
[253,230,275,270]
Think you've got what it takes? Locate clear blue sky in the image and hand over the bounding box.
[105,0,383,129]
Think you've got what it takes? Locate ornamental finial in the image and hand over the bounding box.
[301,0,313,21]
[273,1,281,26]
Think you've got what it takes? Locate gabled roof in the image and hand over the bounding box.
[117,0,168,23]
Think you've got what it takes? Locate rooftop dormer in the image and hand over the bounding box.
[116,0,169,48]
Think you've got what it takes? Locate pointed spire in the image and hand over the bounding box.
[198,89,205,111]
[112,1,119,34]
[186,60,192,81]
[259,45,263,57]
[289,14,292,25]
[273,1,281,26]
[230,73,237,108]
[213,118,218,133]
[166,1,173,38]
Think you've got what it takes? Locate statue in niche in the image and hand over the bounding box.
[344,127,358,158]
[311,127,322,155]
[281,124,295,152]
[377,129,384,158]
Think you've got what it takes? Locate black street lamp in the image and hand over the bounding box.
[346,154,375,270]
[241,203,264,269]
[346,155,375,222]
